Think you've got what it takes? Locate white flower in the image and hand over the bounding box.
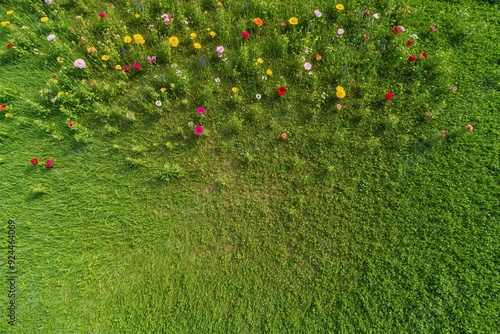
[47,34,56,41]
[215,78,220,83]
[155,100,162,107]
[188,121,194,127]
[410,34,418,39]
[373,13,380,19]
[256,94,261,100]
[262,75,267,80]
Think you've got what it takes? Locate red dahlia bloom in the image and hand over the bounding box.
[406,40,414,47]
[241,31,250,39]
[30,158,39,165]
[420,52,427,58]
[392,27,400,34]
[278,86,286,96]
[0,104,6,111]
[45,159,54,168]
[408,54,417,62]
[385,91,394,100]
[6,43,13,49]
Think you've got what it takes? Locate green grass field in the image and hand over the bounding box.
[1,0,499,332]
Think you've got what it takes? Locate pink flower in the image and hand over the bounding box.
[364,10,371,16]
[194,125,204,135]
[241,31,250,39]
[73,58,86,69]
[364,34,370,39]
[465,124,473,131]
[280,22,286,27]
[337,28,344,36]
[197,106,206,114]
[68,121,74,127]
[430,25,437,31]
[98,12,106,18]
[45,159,54,168]
[147,56,156,63]
[281,133,288,140]
[314,10,322,18]
[304,62,312,70]
[336,104,342,110]
[133,62,141,70]
[449,86,457,92]
[216,46,224,54]
[123,65,131,72]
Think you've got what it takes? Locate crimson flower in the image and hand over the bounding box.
[6,43,13,49]
[68,121,74,127]
[241,31,250,39]
[392,26,400,34]
[385,91,394,100]
[98,12,106,18]
[420,52,427,58]
[133,62,141,70]
[0,104,6,111]
[408,54,417,62]
[406,40,414,47]
[278,86,287,96]
[30,158,39,165]
[45,159,54,168]
[123,65,131,72]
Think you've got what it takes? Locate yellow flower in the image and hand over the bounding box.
[101,55,109,61]
[133,34,145,45]
[6,10,14,15]
[336,86,346,98]
[209,31,216,37]
[41,17,49,22]
[336,4,345,10]
[232,87,238,93]
[289,17,298,25]
[266,69,273,76]
[1,21,9,27]
[190,32,197,39]
[115,65,121,70]
[169,36,179,47]
[57,91,63,98]
[56,56,62,62]
[5,113,12,118]
[124,35,132,43]
[135,13,140,19]
[194,43,201,49]
[256,57,264,65]
[160,87,166,93]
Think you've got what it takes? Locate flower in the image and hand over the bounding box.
[190,32,197,39]
[373,13,380,19]
[281,22,286,27]
[241,31,250,39]
[364,10,370,16]
[216,46,225,54]
[441,130,449,138]
[115,65,121,70]
[449,86,457,92]
[314,10,322,17]
[40,17,49,22]
[169,36,179,47]
[0,104,6,111]
[289,17,298,25]
[87,46,97,53]
[101,55,109,61]
[209,31,216,37]
[123,65,131,72]
[135,13,140,19]
[160,87,166,92]
[30,158,39,165]
[197,106,206,114]
[98,12,106,18]
[6,10,14,15]
[336,86,346,98]
[194,125,204,135]
[47,34,56,41]
[68,121,74,127]
[73,58,86,69]
[147,56,156,63]
[2,21,10,27]
[420,52,427,59]
[465,124,473,131]
[45,0,53,4]
[337,28,344,36]
[194,43,201,49]
[408,54,417,62]
[278,86,286,96]
[336,104,342,110]
[304,62,312,70]
[364,34,370,39]
[406,40,414,47]
[266,69,273,75]
[124,36,132,43]
[316,54,322,61]
[392,26,401,34]
[336,4,345,10]
[253,17,263,27]
[398,26,405,32]
[282,133,288,140]
[45,159,54,168]
[384,91,394,100]
[256,57,263,65]
[133,62,141,69]
[232,87,238,93]
[155,100,162,107]
[133,34,145,45]
[215,78,220,83]
[256,94,261,100]
[430,25,437,31]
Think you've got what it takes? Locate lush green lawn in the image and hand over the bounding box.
[1,0,499,332]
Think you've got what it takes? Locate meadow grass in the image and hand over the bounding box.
[1,0,499,332]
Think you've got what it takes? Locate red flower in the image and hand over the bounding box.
[123,65,131,72]
[68,121,74,127]
[406,40,414,47]
[385,91,394,100]
[0,104,6,111]
[408,54,417,62]
[392,26,400,34]
[30,158,39,165]
[241,31,250,39]
[278,86,287,96]
[420,52,427,58]
[45,159,54,168]
[6,43,13,49]
[51,73,57,77]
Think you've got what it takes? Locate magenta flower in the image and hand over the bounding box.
[123,65,131,72]
[465,124,473,131]
[147,56,156,63]
[98,12,106,18]
[337,28,344,36]
[194,125,204,135]
[133,62,141,70]
[197,106,206,114]
[430,25,437,31]
[304,62,312,70]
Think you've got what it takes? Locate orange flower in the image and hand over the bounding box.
[316,54,322,61]
[87,46,97,53]
[253,17,263,27]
